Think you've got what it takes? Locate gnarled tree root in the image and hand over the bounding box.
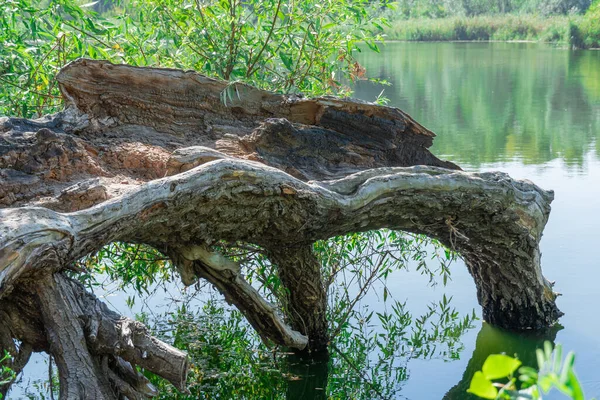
[0,272,188,399]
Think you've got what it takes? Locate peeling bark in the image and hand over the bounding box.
[0,59,560,397]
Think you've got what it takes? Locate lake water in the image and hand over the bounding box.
[352,42,600,399]
[10,42,600,399]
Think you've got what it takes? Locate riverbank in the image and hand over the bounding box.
[385,14,600,48]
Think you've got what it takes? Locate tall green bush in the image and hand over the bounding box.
[0,0,391,118]
[380,0,593,19]
[579,0,600,47]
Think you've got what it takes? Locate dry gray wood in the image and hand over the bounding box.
[0,160,560,331]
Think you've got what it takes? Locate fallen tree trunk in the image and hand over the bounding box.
[0,59,560,397]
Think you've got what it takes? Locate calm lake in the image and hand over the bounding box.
[11,42,600,399]
[352,42,600,399]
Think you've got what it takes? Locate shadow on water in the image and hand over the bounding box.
[286,351,329,400]
[444,322,562,400]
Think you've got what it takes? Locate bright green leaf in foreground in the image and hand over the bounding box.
[482,354,522,380]
[469,343,591,400]
[468,371,499,399]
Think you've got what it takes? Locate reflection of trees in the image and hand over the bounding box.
[354,43,600,167]
[571,50,600,102]
[443,322,561,400]
[138,292,475,399]
[284,296,476,399]
[286,352,329,400]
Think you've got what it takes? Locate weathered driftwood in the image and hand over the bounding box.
[0,59,560,398]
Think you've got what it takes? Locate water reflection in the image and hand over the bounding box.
[286,351,329,400]
[284,322,561,400]
[443,322,561,399]
[354,42,600,168]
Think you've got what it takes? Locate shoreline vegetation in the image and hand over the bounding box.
[382,3,600,49]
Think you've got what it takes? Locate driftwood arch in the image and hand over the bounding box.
[0,59,561,398]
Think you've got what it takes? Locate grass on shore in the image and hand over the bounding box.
[386,14,600,48]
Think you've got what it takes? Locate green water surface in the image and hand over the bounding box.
[351,42,600,400]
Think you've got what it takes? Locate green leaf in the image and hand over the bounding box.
[279,51,293,71]
[566,370,585,400]
[553,343,563,374]
[482,354,522,380]
[467,371,498,399]
[536,348,546,371]
[544,341,553,361]
[518,366,538,382]
[538,375,554,392]
[559,352,575,383]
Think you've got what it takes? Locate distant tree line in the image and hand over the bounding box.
[389,0,593,18]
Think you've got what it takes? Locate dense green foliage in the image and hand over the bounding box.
[387,15,579,41]
[468,342,589,400]
[0,0,390,118]
[385,14,600,47]
[577,0,600,47]
[0,352,16,399]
